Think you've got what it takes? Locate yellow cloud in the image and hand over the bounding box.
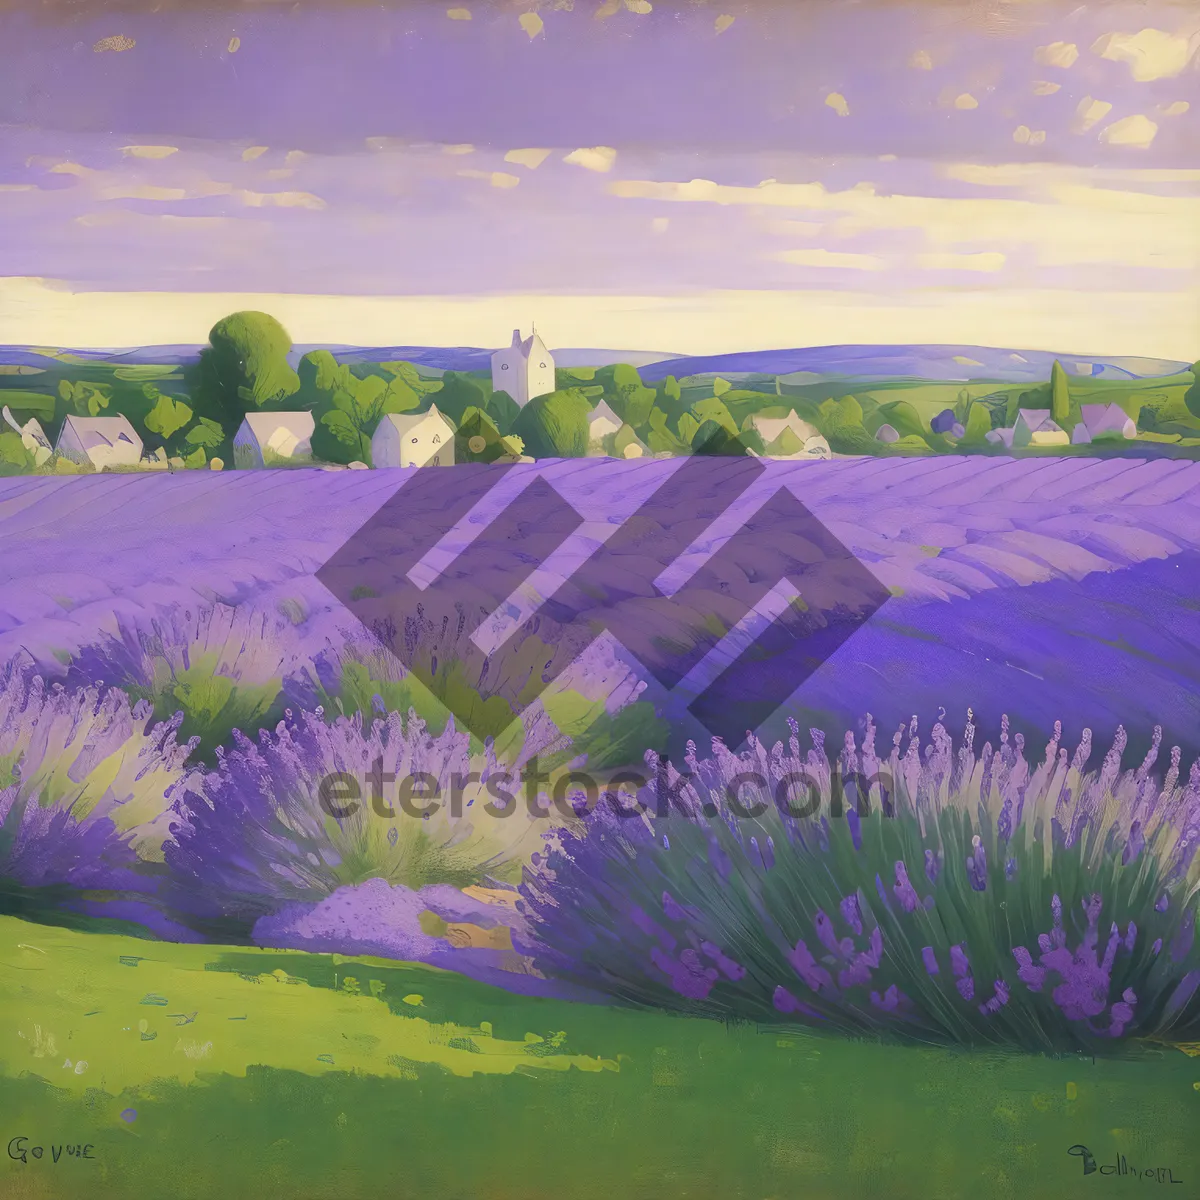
[1031,81,1061,95]
[1160,101,1190,116]
[777,249,885,271]
[608,174,1200,271]
[97,184,188,202]
[228,36,241,53]
[909,49,933,70]
[505,148,552,169]
[442,144,476,155]
[825,93,850,118]
[447,7,472,18]
[459,169,521,189]
[954,93,979,110]
[1092,29,1197,81]
[564,146,617,173]
[237,189,326,209]
[1034,41,1079,69]
[93,35,135,53]
[652,217,669,234]
[715,14,735,35]
[625,0,653,12]
[916,252,1006,272]
[242,146,269,162]
[519,12,544,39]
[121,146,179,159]
[1072,97,1113,134]
[1013,127,1047,146]
[1099,114,1159,149]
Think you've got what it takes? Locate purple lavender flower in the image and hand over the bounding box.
[701,941,746,981]
[840,892,863,936]
[980,980,1010,1016]
[893,861,920,913]
[651,947,719,1000]
[1012,946,1046,991]
[924,848,941,886]
[966,835,988,891]
[789,940,835,994]
[0,664,194,886]
[921,946,940,976]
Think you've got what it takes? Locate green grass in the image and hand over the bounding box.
[2,915,1198,1198]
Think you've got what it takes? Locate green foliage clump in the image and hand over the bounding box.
[512,389,591,458]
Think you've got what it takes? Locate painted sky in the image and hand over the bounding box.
[1,0,1198,354]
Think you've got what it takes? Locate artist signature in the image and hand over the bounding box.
[7,1136,96,1164]
[1068,1145,1183,1184]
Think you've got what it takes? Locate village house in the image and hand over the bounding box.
[1072,403,1137,445]
[747,410,821,450]
[232,412,315,469]
[1012,409,1069,448]
[490,328,555,408]
[54,414,143,469]
[586,401,622,447]
[372,404,455,468]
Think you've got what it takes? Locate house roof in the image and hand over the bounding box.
[377,404,453,436]
[238,411,315,444]
[60,414,142,452]
[1077,403,1133,434]
[588,401,621,427]
[750,411,819,444]
[1016,409,1064,434]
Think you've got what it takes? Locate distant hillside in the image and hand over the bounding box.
[638,345,1190,385]
[0,342,1189,384]
[0,344,681,374]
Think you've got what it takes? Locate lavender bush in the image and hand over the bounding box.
[165,706,549,932]
[292,622,665,771]
[0,659,196,891]
[66,602,307,760]
[521,713,1200,1052]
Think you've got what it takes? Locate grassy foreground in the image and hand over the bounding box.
[1,915,1197,1200]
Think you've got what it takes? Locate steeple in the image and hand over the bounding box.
[511,328,522,347]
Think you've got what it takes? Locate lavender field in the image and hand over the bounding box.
[3,455,1200,756]
[2,455,1200,1045]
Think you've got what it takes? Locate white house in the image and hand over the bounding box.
[1013,409,1069,448]
[748,410,821,448]
[233,412,315,469]
[55,414,143,469]
[1072,403,1136,445]
[490,328,555,407]
[797,434,832,460]
[372,404,455,468]
[986,427,1017,448]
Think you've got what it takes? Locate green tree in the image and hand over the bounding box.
[57,379,112,417]
[434,371,491,426]
[191,311,301,435]
[644,408,690,455]
[821,395,877,455]
[1185,360,1200,421]
[691,419,750,456]
[143,390,193,442]
[608,364,656,430]
[1051,360,1070,425]
[488,390,521,434]
[963,402,993,444]
[512,389,591,458]
[0,430,34,473]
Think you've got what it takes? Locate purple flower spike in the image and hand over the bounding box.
[846,805,862,851]
[1156,893,1170,914]
[870,984,907,1013]
[650,947,719,1000]
[1170,910,1195,964]
[966,835,988,891]
[1152,938,1163,956]
[773,985,823,1019]
[789,940,835,994]
[1012,946,1046,991]
[840,893,863,936]
[1005,857,1018,880]
[950,944,970,978]
[662,891,688,923]
[980,980,1010,1015]
[922,946,940,976]
[924,848,940,886]
[701,941,746,982]
[893,861,921,913]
